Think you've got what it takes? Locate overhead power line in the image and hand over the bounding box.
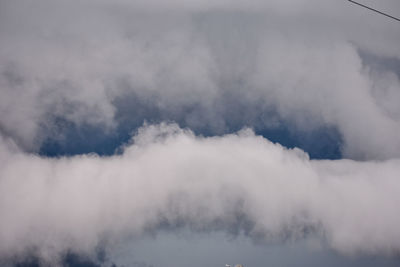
[348,0,400,22]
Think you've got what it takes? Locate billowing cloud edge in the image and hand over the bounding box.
[0,123,399,265]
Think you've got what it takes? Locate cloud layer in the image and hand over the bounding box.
[1,124,400,265]
[1,0,400,265]
[1,0,400,159]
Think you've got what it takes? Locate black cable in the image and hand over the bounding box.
[348,0,400,22]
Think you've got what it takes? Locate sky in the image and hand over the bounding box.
[0,0,400,266]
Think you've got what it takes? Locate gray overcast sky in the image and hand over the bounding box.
[109,232,400,267]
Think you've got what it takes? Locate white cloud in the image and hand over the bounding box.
[1,1,400,263]
[0,0,399,158]
[0,124,399,264]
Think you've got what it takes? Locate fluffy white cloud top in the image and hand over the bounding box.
[1,124,400,264]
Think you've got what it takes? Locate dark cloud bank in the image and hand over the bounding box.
[0,0,400,266]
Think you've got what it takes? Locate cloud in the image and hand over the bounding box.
[0,0,400,159]
[0,123,399,265]
[0,0,400,265]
